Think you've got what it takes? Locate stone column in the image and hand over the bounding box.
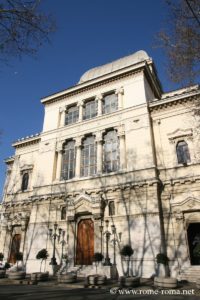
[75,137,82,177]
[0,224,8,257]
[78,101,84,122]
[95,131,103,174]
[93,215,102,253]
[174,212,190,267]
[67,216,76,267]
[4,224,12,261]
[96,94,103,116]
[19,226,26,253]
[59,106,66,127]
[56,142,63,181]
[115,87,124,110]
[118,129,126,170]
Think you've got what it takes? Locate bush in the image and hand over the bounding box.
[0,253,4,261]
[4,262,10,269]
[36,249,48,272]
[15,252,23,261]
[36,249,48,260]
[120,245,134,257]
[156,253,169,265]
[93,252,104,263]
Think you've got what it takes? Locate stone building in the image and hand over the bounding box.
[1,50,200,281]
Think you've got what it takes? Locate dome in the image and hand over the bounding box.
[79,50,150,83]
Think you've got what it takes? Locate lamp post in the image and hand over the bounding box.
[103,220,112,266]
[99,220,103,256]
[111,224,117,265]
[49,223,62,267]
[60,230,66,264]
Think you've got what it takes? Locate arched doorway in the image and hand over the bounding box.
[76,219,94,265]
[9,234,21,264]
[187,223,200,265]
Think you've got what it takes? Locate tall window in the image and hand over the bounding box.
[81,136,96,177]
[61,141,75,180]
[65,105,79,125]
[21,173,29,191]
[102,93,118,114]
[103,130,119,172]
[61,207,67,220]
[176,140,191,164]
[83,100,97,120]
[109,201,115,216]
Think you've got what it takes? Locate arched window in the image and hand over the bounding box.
[103,130,119,172]
[109,201,115,216]
[61,207,67,220]
[176,140,191,164]
[81,136,96,177]
[61,141,75,180]
[21,173,29,191]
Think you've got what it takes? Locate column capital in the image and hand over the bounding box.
[95,131,104,143]
[77,100,84,107]
[56,141,63,152]
[115,87,124,95]
[75,136,83,147]
[116,124,125,137]
[59,106,66,113]
[95,94,103,101]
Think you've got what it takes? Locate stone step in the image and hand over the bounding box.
[180,267,200,282]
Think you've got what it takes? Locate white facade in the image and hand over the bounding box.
[1,50,200,280]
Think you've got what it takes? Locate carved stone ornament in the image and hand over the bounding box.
[168,128,193,144]
[75,136,83,147]
[95,94,103,101]
[171,196,200,211]
[56,141,63,152]
[77,100,84,107]
[20,164,33,174]
[59,106,66,113]
[115,87,124,95]
[95,131,103,143]
[174,211,184,223]
[117,124,125,137]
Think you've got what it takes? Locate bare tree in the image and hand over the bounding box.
[0,0,55,62]
[157,0,200,86]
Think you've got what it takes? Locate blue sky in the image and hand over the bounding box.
[0,0,176,196]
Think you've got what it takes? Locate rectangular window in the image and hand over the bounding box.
[65,106,79,125]
[102,93,118,114]
[83,100,97,120]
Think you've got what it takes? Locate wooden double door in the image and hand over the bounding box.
[9,234,21,264]
[76,219,94,265]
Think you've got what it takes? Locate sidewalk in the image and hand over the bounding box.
[0,276,197,291]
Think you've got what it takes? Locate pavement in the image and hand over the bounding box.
[0,277,199,300]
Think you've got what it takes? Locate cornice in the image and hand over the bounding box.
[12,135,41,148]
[41,64,147,106]
[149,87,200,112]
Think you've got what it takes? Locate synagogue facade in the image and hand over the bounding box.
[1,50,200,281]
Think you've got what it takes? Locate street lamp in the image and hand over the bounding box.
[49,223,62,267]
[103,220,112,266]
[99,220,103,256]
[111,224,117,265]
[60,230,66,264]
